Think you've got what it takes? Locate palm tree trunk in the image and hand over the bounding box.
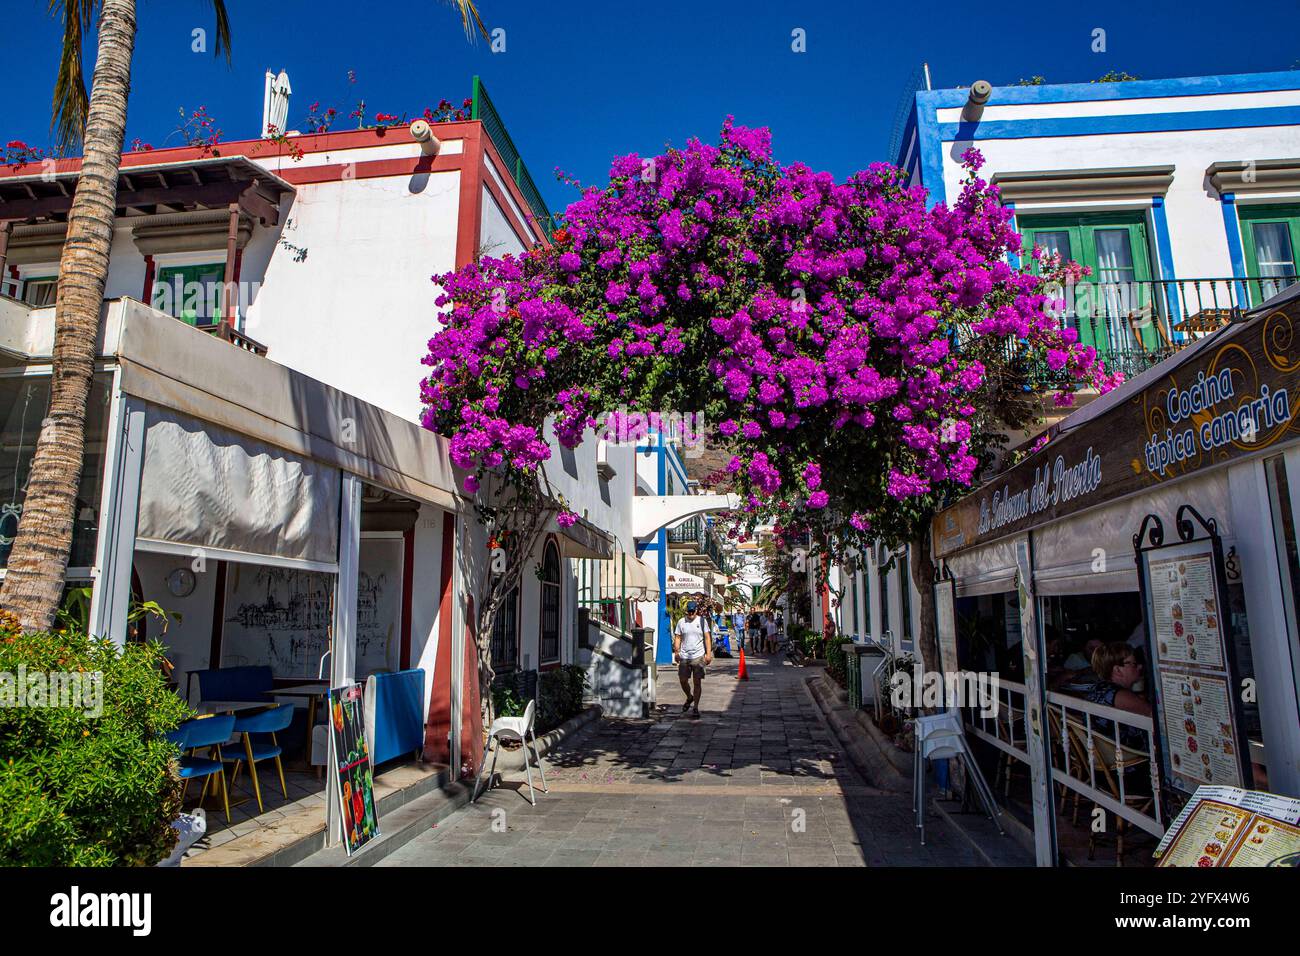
[0,0,136,631]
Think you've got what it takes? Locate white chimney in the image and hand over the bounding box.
[262,69,292,138]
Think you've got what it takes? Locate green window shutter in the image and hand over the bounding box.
[1020,212,1155,366]
[153,263,225,325]
[1239,204,1300,306]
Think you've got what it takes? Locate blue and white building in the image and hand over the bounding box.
[896,69,1300,379]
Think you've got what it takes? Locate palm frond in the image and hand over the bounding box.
[203,0,233,63]
[48,0,98,151]
[444,0,490,42]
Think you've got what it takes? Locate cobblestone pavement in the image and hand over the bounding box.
[381,651,984,866]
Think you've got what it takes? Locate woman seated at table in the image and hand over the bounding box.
[1085,642,1152,745]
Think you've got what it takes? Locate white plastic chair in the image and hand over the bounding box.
[913,711,1004,845]
[472,699,548,806]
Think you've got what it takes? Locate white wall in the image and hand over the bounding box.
[410,502,446,718]
[244,171,462,422]
[134,549,220,705]
[938,105,1300,282]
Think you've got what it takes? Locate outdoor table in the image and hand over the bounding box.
[194,700,274,715]
[271,681,330,768]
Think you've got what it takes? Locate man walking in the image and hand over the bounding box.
[673,601,712,718]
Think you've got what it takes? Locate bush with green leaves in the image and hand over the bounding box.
[0,616,189,866]
[537,665,588,733]
[491,681,525,720]
[825,638,847,687]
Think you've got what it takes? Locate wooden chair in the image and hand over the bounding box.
[1066,718,1153,866]
[1127,304,1173,354]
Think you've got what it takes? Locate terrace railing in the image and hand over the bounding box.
[1042,275,1297,379]
[471,76,556,237]
[961,681,1165,840]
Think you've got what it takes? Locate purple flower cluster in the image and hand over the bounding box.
[419,121,1111,533]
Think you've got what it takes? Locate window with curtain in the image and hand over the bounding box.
[1020,213,1155,359]
[1252,222,1297,299]
[491,584,520,672]
[1094,228,1137,319]
[1241,206,1300,306]
[540,541,561,662]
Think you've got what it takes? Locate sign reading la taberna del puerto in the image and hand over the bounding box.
[934,299,1300,559]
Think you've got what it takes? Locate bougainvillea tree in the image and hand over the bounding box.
[421,119,1116,691]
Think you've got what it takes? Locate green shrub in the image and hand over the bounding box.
[0,619,189,866]
[792,626,823,659]
[492,682,525,720]
[826,638,847,686]
[537,665,588,733]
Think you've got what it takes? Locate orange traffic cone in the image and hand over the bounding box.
[736,646,749,681]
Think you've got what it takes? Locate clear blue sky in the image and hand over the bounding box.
[3,0,1297,217]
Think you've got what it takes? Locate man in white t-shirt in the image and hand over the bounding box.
[673,601,712,718]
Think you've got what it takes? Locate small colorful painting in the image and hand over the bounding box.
[327,683,379,854]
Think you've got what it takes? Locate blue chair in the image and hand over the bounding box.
[223,703,295,812]
[193,666,273,705]
[167,715,236,823]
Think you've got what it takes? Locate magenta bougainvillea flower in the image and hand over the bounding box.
[420,120,1115,548]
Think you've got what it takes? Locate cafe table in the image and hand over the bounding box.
[270,681,331,768]
[194,700,273,716]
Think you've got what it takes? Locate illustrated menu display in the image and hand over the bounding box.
[1155,786,1300,867]
[1157,672,1240,789]
[1143,543,1244,792]
[1148,552,1224,668]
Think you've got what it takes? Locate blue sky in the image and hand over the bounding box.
[3,0,1298,218]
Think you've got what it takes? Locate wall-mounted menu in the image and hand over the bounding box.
[1158,672,1241,790]
[1148,551,1224,669]
[1142,541,1245,793]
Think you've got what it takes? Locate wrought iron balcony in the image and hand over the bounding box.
[1024,275,1296,380]
[667,516,705,549]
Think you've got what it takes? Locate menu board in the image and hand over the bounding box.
[327,683,380,855]
[1155,786,1300,867]
[1148,551,1224,668]
[1158,672,1241,790]
[1141,540,1244,793]
[934,580,958,677]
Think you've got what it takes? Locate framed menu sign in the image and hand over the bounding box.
[1135,509,1251,797]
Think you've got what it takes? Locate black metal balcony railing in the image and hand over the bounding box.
[1021,275,1297,380]
[667,516,732,575]
[667,516,705,548]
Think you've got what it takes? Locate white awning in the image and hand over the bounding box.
[665,567,708,594]
[136,404,341,568]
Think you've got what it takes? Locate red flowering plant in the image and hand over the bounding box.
[421,122,1118,678]
[4,140,46,168]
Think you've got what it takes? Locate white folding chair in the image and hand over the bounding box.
[472,699,549,806]
[913,711,1003,846]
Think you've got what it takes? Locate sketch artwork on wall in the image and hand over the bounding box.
[220,536,403,678]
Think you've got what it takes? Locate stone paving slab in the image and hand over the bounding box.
[380,652,988,867]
